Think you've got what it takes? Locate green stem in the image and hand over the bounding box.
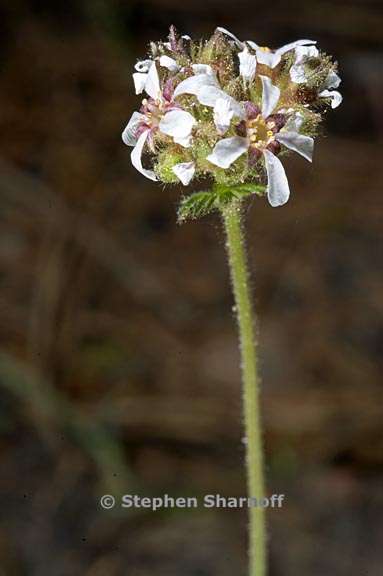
[221,200,267,576]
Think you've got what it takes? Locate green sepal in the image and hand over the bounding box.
[177,183,266,223]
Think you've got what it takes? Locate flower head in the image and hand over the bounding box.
[122,26,341,206]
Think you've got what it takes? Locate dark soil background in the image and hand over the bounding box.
[0,1,382,575]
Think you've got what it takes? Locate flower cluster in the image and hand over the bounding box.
[122,26,342,207]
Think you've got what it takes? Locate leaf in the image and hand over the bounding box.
[213,182,266,204]
[177,191,216,223]
[230,183,265,197]
[177,183,266,223]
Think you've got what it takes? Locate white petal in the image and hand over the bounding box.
[294,45,319,64]
[325,70,341,89]
[239,48,257,81]
[284,112,304,132]
[319,89,343,108]
[216,27,244,48]
[246,41,260,50]
[173,135,193,148]
[174,73,218,100]
[144,62,161,100]
[256,49,281,68]
[135,59,153,73]
[263,149,290,207]
[275,131,314,162]
[276,39,317,56]
[290,64,307,84]
[172,162,195,185]
[175,75,223,108]
[159,55,179,72]
[192,64,216,76]
[133,72,148,94]
[212,93,245,122]
[130,130,157,181]
[122,112,146,146]
[207,136,248,169]
[214,97,235,135]
[197,87,244,116]
[197,85,228,107]
[260,75,280,117]
[159,110,196,145]
[174,72,244,116]
[227,96,246,119]
[290,45,320,83]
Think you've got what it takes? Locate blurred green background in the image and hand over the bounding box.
[0,1,382,575]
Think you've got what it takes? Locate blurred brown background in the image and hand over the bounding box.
[0,1,382,575]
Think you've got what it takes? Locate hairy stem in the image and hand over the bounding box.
[221,200,267,576]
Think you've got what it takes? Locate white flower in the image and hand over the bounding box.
[217,27,316,69]
[133,61,162,100]
[122,63,196,181]
[133,56,180,95]
[289,45,319,83]
[289,45,320,83]
[174,64,244,133]
[289,48,342,109]
[174,66,224,106]
[318,71,342,108]
[207,76,314,207]
[319,88,342,109]
[249,40,317,69]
